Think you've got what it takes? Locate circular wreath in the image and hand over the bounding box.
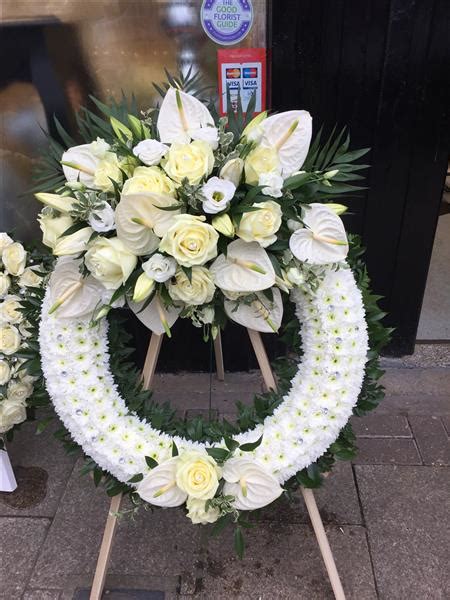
[21,71,390,545]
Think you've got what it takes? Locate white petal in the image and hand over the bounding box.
[224,288,283,333]
[210,240,275,292]
[289,203,348,265]
[222,458,283,511]
[157,88,215,144]
[48,258,105,318]
[115,193,180,255]
[262,110,312,177]
[137,458,187,508]
[128,295,181,335]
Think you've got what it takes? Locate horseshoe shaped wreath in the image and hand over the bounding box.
[20,72,389,551]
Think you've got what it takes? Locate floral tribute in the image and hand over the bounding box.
[21,72,390,554]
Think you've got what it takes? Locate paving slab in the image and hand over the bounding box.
[351,414,412,437]
[381,368,450,395]
[409,416,450,465]
[441,414,450,435]
[0,517,51,600]
[352,438,422,465]
[355,465,450,600]
[199,523,377,599]
[0,416,78,518]
[373,394,450,416]
[29,459,203,593]
[23,591,61,600]
[258,461,362,525]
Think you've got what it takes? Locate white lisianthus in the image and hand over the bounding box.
[2,242,27,276]
[219,157,244,187]
[197,306,214,325]
[0,233,13,252]
[7,380,33,404]
[132,273,155,303]
[201,177,236,214]
[132,139,169,166]
[287,219,302,232]
[18,321,33,338]
[53,227,93,257]
[162,141,214,185]
[35,193,76,214]
[0,398,27,433]
[175,451,221,500]
[159,215,218,267]
[89,137,111,156]
[286,267,304,286]
[236,201,282,248]
[258,172,284,198]
[0,295,23,324]
[242,111,267,143]
[168,267,215,306]
[122,166,176,197]
[211,213,235,238]
[0,272,11,297]
[85,237,137,290]
[189,125,219,150]
[142,253,176,283]
[0,360,11,385]
[186,497,220,525]
[88,203,116,233]
[244,145,280,185]
[0,325,21,355]
[38,213,74,249]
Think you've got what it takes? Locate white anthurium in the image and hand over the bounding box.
[222,457,283,511]
[201,177,236,214]
[224,288,283,333]
[47,257,105,318]
[210,239,275,293]
[261,110,312,178]
[189,125,219,150]
[115,193,181,256]
[128,293,181,336]
[289,203,349,265]
[61,139,109,186]
[137,458,187,508]
[157,88,215,144]
[132,139,169,166]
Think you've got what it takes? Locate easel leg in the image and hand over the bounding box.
[90,492,123,600]
[301,487,346,599]
[90,333,164,599]
[246,328,277,391]
[213,330,225,381]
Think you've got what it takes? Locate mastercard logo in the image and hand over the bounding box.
[226,68,241,79]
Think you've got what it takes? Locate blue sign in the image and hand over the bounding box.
[201,0,253,46]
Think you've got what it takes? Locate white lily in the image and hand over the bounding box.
[289,203,349,265]
[261,110,312,178]
[157,88,215,144]
[137,457,187,508]
[210,239,275,293]
[222,457,283,511]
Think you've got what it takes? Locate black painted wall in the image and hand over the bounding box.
[272,0,449,355]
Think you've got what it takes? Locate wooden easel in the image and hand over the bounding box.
[90,329,346,600]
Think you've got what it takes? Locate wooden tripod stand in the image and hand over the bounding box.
[90,329,346,600]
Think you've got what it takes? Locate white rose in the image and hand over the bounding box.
[88,203,116,233]
[244,145,280,185]
[53,227,93,257]
[162,140,214,185]
[0,398,27,433]
[258,172,284,198]
[220,157,244,187]
[201,177,236,214]
[132,139,169,166]
[168,267,215,306]
[0,325,21,355]
[18,267,43,288]
[236,201,282,248]
[38,213,74,249]
[7,380,33,403]
[2,242,27,276]
[142,253,176,283]
[122,166,176,197]
[0,272,11,297]
[175,450,221,500]
[186,497,220,525]
[0,296,23,324]
[0,233,13,253]
[93,152,123,192]
[85,237,137,290]
[0,360,11,385]
[189,125,219,150]
[159,215,218,267]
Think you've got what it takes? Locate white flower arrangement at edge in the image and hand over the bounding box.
[39,261,368,519]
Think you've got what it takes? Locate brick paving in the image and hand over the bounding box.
[1,363,449,599]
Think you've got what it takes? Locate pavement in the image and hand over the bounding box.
[1,352,449,600]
